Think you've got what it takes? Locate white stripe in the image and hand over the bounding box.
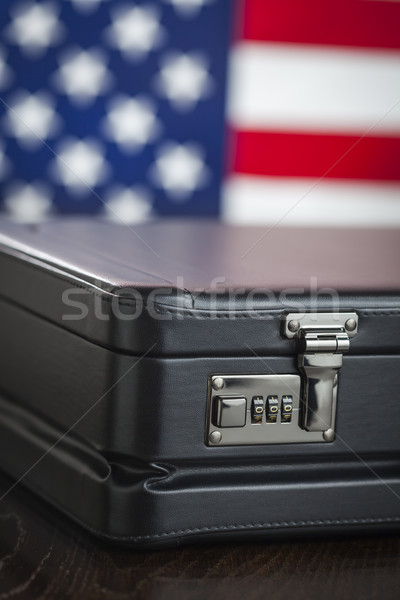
[222,176,400,227]
[227,43,400,134]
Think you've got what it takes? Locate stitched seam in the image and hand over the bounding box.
[358,311,400,316]
[154,311,277,319]
[152,308,400,319]
[39,490,400,542]
[52,501,400,542]
[128,516,400,541]
[93,515,400,542]
[24,479,400,542]
[6,265,400,316]
[5,256,400,316]
[4,249,400,316]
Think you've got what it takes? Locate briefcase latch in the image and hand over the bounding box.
[282,312,358,440]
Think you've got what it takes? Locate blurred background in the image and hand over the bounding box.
[0,0,398,227]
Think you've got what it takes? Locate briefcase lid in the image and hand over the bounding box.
[0,218,399,356]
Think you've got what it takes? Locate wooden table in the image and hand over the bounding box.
[0,473,399,600]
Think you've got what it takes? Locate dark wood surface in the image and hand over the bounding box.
[0,473,400,600]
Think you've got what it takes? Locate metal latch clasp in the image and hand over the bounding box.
[282,313,358,440]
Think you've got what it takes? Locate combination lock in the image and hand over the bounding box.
[206,312,358,447]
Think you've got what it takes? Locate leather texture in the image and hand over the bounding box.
[0,218,399,356]
[0,218,399,547]
[0,297,399,461]
[1,391,400,547]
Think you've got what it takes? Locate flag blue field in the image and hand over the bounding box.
[0,0,231,222]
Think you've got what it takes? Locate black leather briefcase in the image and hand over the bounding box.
[0,218,399,547]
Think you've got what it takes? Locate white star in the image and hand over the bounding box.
[68,0,109,15]
[0,48,13,90]
[105,5,165,60]
[5,2,65,58]
[53,47,113,107]
[150,142,210,200]
[4,91,61,150]
[155,52,213,111]
[51,138,110,195]
[163,0,214,18]
[104,185,153,223]
[102,95,160,152]
[4,181,52,222]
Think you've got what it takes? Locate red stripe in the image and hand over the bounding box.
[232,130,400,181]
[239,0,400,50]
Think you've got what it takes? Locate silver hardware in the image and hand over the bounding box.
[323,428,335,442]
[205,313,358,447]
[282,312,358,436]
[209,431,222,445]
[288,319,300,333]
[214,396,247,428]
[283,312,358,339]
[345,318,357,332]
[212,377,225,391]
[206,374,329,446]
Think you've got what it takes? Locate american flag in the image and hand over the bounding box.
[224,0,400,228]
[0,0,399,227]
